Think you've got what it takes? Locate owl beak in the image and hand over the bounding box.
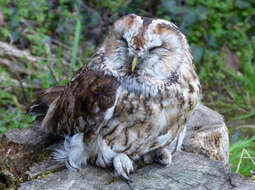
[131,55,138,72]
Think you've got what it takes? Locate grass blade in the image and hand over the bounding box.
[70,17,81,76]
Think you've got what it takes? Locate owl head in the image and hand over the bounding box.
[88,14,193,95]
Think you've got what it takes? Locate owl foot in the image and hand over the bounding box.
[154,148,172,166]
[113,153,134,181]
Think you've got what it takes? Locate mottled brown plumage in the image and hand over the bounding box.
[29,14,201,180]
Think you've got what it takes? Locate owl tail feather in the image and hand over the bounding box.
[29,86,64,116]
[29,86,64,133]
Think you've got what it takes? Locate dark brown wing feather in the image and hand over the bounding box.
[29,86,64,115]
[40,69,120,136]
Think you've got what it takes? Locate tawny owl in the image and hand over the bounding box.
[30,14,201,180]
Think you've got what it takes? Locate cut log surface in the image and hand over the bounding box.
[0,104,254,189]
[19,152,255,190]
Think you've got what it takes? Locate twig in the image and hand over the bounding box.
[0,83,41,90]
[0,41,39,62]
[14,72,29,104]
[241,157,255,159]
[0,57,34,75]
[45,44,59,84]
[243,149,255,166]
[236,148,255,173]
[52,39,72,51]
[236,125,255,129]
[9,57,29,103]
[236,149,245,173]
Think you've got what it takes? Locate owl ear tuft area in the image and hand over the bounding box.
[113,14,140,34]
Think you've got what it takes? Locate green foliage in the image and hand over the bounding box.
[230,136,255,177]
[0,107,36,135]
[0,68,35,136]
[0,0,81,53]
[94,0,126,13]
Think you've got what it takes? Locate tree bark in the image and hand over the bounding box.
[0,120,58,187]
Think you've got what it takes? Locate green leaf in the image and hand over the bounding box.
[161,0,180,15]
[235,0,251,9]
[195,6,208,21]
[190,44,204,62]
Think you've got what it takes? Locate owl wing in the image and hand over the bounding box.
[30,69,120,136]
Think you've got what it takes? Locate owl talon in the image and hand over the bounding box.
[154,148,172,166]
[113,153,134,181]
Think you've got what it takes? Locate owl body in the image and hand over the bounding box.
[30,14,201,180]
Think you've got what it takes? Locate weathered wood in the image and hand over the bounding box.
[0,120,58,187]
[19,151,255,190]
[184,104,229,164]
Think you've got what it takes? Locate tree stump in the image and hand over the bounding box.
[0,120,58,188]
[184,104,229,164]
[0,104,254,189]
